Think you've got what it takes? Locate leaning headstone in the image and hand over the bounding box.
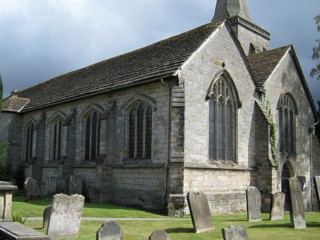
[96,221,123,240]
[289,177,306,229]
[246,186,262,222]
[24,177,40,200]
[69,175,83,195]
[149,230,169,240]
[0,222,49,239]
[314,176,320,209]
[222,225,248,240]
[47,194,85,239]
[270,192,285,221]
[187,191,214,233]
[43,205,52,229]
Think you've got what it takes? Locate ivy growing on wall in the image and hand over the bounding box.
[260,92,280,169]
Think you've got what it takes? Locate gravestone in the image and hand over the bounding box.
[43,205,52,229]
[149,230,169,240]
[289,177,306,229]
[0,222,49,239]
[96,221,123,240]
[24,177,40,200]
[47,194,85,239]
[222,225,248,240]
[270,192,285,221]
[246,186,262,222]
[187,192,214,233]
[314,176,320,209]
[69,175,83,195]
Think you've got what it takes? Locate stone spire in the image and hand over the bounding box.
[212,0,252,22]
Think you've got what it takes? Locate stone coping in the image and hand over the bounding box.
[0,182,18,191]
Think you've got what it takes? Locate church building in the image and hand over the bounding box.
[1,0,320,215]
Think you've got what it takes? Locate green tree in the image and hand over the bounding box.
[311,15,320,80]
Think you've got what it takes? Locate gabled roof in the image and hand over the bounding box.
[2,95,30,113]
[247,46,290,86]
[10,20,224,112]
[248,45,318,120]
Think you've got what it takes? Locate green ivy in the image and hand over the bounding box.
[260,92,279,169]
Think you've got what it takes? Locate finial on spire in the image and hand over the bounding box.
[212,0,252,22]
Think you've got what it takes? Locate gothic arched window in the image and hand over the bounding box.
[127,101,153,160]
[209,75,239,162]
[83,109,101,161]
[278,93,297,155]
[24,122,34,162]
[50,116,63,161]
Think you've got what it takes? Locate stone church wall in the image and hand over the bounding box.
[20,81,170,209]
[265,53,316,210]
[180,22,259,213]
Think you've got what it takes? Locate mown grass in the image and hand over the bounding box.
[12,196,320,240]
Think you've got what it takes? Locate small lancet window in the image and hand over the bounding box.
[25,122,34,162]
[83,110,101,161]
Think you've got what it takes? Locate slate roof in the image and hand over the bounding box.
[2,95,30,113]
[11,20,224,112]
[248,46,290,86]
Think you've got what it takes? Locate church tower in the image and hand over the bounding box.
[212,0,270,55]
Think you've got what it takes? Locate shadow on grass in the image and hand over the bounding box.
[307,222,320,228]
[165,227,194,233]
[249,223,292,229]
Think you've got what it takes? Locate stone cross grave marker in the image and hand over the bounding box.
[289,177,306,229]
[43,205,52,229]
[96,221,123,240]
[187,191,214,233]
[69,175,83,195]
[246,186,262,222]
[149,230,169,240]
[270,192,285,221]
[314,176,320,210]
[24,177,40,200]
[222,225,248,240]
[47,194,85,239]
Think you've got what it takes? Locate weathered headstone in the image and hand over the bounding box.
[47,194,85,239]
[0,181,18,221]
[69,175,83,195]
[0,222,49,239]
[270,192,285,221]
[43,205,52,229]
[24,177,40,200]
[187,191,214,233]
[246,186,262,222]
[314,176,320,209]
[222,225,248,240]
[149,230,169,240]
[96,221,123,240]
[289,177,306,229]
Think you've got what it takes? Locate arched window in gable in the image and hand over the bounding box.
[278,93,297,155]
[24,121,34,162]
[208,73,239,162]
[127,101,153,160]
[83,109,101,161]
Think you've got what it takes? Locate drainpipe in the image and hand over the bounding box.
[160,78,172,210]
[309,120,320,210]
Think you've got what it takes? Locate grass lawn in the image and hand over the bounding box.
[12,196,320,240]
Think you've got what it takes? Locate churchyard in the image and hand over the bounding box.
[10,196,320,240]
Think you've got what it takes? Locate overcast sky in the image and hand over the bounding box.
[0,0,319,107]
